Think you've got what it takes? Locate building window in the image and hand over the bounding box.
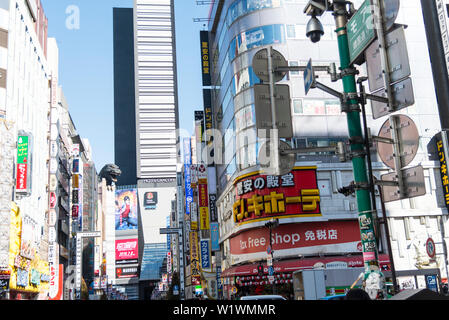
[286,24,296,38]
[294,99,341,115]
[293,99,303,114]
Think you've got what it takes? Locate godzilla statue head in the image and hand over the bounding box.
[99,164,122,186]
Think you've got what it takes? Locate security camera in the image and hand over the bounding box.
[306,15,324,43]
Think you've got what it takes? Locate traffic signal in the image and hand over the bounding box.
[257,264,264,277]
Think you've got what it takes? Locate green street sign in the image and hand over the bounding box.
[347,0,375,65]
[17,135,29,163]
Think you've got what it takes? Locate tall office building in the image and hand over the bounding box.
[113,8,137,186]
[202,0,449,298]
[134,0,179,179]
[113,0,180,299]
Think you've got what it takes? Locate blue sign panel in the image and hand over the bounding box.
[210,222,220,251]
[200,239,211,269]
[304,58,315,95]
[183,138,193,216]
[216,266,223,297]
[425,275,438,292]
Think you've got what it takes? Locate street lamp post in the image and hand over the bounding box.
[303,0,387,299]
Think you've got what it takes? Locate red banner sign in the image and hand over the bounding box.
[49,192,57,209]
[16,163,27,191]
[198,184,208,207]
[230,220,361,256]
[72,205,79,219]
[115,239,138,261]
[233,167,321,224]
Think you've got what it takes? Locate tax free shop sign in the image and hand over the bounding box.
[229,220,362,265]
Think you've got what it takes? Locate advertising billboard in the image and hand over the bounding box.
[200,239,211,270]
[233,167,321,224]
[16,134,32,193]
[115,188,138,232]
[200,31,211,86]
[198,183,210,230]
[190,231,199,264]
[143,191,158,210]
[436,132,449,209]
[209,194,218,222]
[210,222,220,251]
[20,215,37,260]
[115,238,138,263]
[190,202,198,230]
[183,138,193,219]
[137,182,176,244]
[116,266,138,279]
[229,220,361,265]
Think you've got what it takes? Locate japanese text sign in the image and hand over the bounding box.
[200,239,211,270]
[115,239,138,261]
[437,132,449,209]
[16,135,30,192]
[233,167,321,224]
[200,31,211,86]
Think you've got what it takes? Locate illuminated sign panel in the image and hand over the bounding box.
[16,134,31,193]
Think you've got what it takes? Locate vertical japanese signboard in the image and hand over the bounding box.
[16,134,31,193]
[209,194,217,222]
[203,89,215,167]
[200,239,211,270]
[190,202,198,230]
[200,31,211,86]
[436,131,449,209]
[436,0,449,77]
[199,183,210,230]
[190,231,201,285]
[210,222,220,251]
[184,138,193,219]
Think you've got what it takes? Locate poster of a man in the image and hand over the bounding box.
[115,189,138,231]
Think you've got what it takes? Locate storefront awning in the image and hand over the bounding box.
[221,254,391,277]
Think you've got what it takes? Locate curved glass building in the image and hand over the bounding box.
[202,0,447,299]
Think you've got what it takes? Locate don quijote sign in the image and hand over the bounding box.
[233,167,321,224]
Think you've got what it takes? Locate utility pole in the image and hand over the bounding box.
[331,1,384,296]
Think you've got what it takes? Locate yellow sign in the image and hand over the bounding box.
[233,189,321,223]
[190,231,199,263]
[72,174,79,189]
[201,41,209,75]
[437,138,449,207]
[199,206,210,230]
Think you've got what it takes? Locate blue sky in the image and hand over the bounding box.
[43,0,211,171]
